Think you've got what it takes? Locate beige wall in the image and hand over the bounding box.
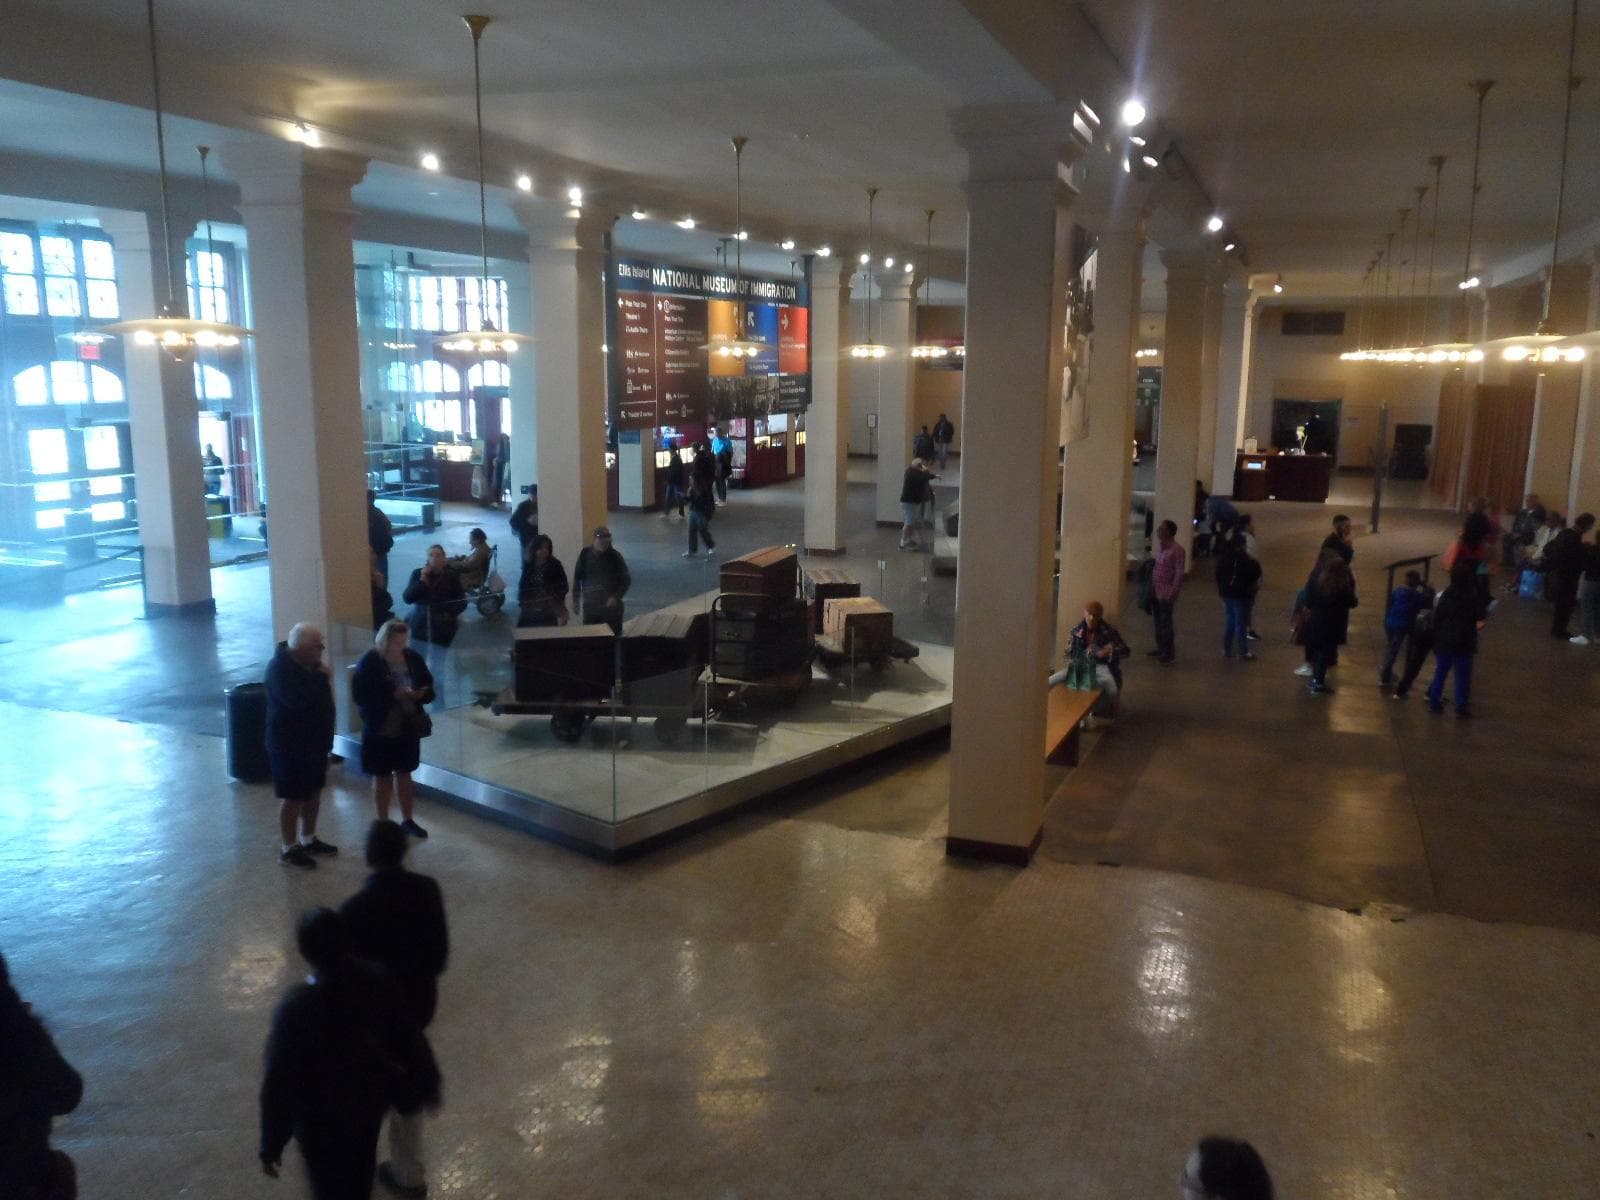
[846,301,965,455]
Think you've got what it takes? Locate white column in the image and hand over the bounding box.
[515,204,612,565]
[1058,218,1143,654]
[1153,249,1209,561]
[804,258,852,554]
[1233,294,1259,454]
[1211,283,1250,495]
[1567,253,1600,517]
[504,274,537,500]
[223,143,371,646]
[1525,263,1590,503]
[97,207,215,615]
[1194,267,1225,492]
[946,101,1086,863]
[873,269,918,526]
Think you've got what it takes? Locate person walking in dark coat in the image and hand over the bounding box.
[259,908,440,1200]
[1321,513,1355,565]
[1545,512,1593,639]
[402,545,467,648]
[352,620,436,840]
[509,487,538,557]
[662,443,687,517]
[572,525,631,634]
[684,474,717,558]
[931,413,955,470]
[1426,561,1490,716]
[339,820,450,1199]
[265,623,339,869]
[366,491,394,587]
[1304,554,1357,694]
[0,953,83,1200]
[515,534,569,628]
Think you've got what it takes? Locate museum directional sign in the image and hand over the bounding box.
[610,258,810,430]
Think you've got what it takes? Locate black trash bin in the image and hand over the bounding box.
[225,682,272,782]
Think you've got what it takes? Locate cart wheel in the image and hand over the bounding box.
[477,592,505,617]
[654,714,688,745]
[551,712,585,743]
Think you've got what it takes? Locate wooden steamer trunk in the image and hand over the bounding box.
[512,624,617,703]
[822,597,894,659]
[803,567,861,633]
[720,546,799,605]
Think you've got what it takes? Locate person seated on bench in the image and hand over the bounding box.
[1047,600,1130,722]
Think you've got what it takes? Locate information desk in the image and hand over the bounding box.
[1233,452,1332,502]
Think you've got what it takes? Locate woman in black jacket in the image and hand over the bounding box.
[1426,561,1489,716]
[402,544,467,647]
[352,619,436,838]
[515,534,569,627]
[1216,532,1262,659]
[1304,554,1357,694]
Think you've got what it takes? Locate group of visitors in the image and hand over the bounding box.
[509,524,633,635]
[1499,492,1598,642]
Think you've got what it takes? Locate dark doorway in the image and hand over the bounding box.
[1271,399,1341,458]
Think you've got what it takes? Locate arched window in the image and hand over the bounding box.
[466,360,509,389]
[409,360,460,394]
[11,361,124,406]
[193,363,233,402]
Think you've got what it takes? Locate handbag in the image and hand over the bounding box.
[1289,607,1309,646]
[1518,566,1543,600]
[1065,649,1095,690]
[406,707,433,739]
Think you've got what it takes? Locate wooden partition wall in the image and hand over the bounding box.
[1431,377,1536,513]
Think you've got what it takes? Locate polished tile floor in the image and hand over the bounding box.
[7,464,1600,1196]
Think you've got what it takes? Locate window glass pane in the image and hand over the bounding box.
[89,476,124,496]
[82,240,116,279]
[86,280,119,319]
[34,482,71,502]
[13,364,48,405]
[88,365,125,404]
[385,361,409,393]
[91,500,127,522]
[28,428,69,475]
[44,277,82,318]
[194,363,232,400]
[195,251,219,287]
[207,287,229,323]
[440,276,460,331]
[442,363,460,392]
[50,360,89,404]
[83,425,122,470]
[35,509,68,530]
[3,274,40,316]
[39,236,75,276]
[0,231,35,274]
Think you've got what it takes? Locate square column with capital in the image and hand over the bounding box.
[872,268,919,527]
[1153,248,1211,562]
[945,101,1089,865]
[1211,283,1255,495]
[515,203,612,565]
[222,142,371,646]
[803,257,853,554]
[97,206,216,616]
[1194,267,1226,490]
[1526,263,1591,504]
[1566,254,1600,517]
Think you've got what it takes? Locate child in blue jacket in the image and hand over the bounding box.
[1381,570,1435,688]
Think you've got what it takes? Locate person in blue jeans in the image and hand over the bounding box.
[1380,569,1434,687]
[1215,532,1261,658]
[683,475,717,558]
[1426,561,1488,716]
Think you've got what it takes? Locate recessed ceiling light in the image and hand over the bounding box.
[515,174,533,192]
[677,216,696,229]
[1120,98,1146,127]
[780,238,796,251]
[420,151,441,171]
[903,261,914,273]
[1129,135,1147,147]
[631,209,649,220]
[1141,155,1158,168]
[736,230,749,240]
[1206,214,1224,233]
[1224,241,1237,252]
[859,252,870,265]
[883,256,895,268]
[567,185,583,205]
[816,245,831,257]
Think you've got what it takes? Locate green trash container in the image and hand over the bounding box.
[225,682,272,782]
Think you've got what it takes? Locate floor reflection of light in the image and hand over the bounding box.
[1136,937,1193,1037]
[676,939,698,999]
[835,894,878,948]
[1329,917,1395,1062]
[695,1020,772,1129]
[514,1032,613,1154]
[218,941,286,1011]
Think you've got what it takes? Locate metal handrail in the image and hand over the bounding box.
[1381,553,1437,598]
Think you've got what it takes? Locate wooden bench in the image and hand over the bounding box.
[1044,684,1101,766]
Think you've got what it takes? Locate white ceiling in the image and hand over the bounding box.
[1,0,1596,304]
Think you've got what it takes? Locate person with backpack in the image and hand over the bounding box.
[366,490,394,588]
[1425,560,1489,716]
[683,472,717,558]
[1215,532,1262,659]
[1380,569,1434,689]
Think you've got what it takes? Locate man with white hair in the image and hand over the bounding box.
[264,623,339,868]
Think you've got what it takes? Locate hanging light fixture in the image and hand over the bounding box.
[101,0,251,358]
[701,136,766,360]
[436,15,530,356]
[848,187,889,359]
[1485,2,1588,365]
[911,209,953,359]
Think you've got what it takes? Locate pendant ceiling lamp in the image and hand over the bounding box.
[848,187,889,359]
[1491,0,1587,365]
[702,136,767,359]
[437,15,530,356]
[101,0,251,358]
[910,209,958,359]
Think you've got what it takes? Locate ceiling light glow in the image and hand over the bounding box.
[780,238,795,251]
[420,152,441,171]
[567,185,583,205]
[1205,214,1224,233]
[1120,98,1146,127]
[816,245,831,257]
[515,174,532,192]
